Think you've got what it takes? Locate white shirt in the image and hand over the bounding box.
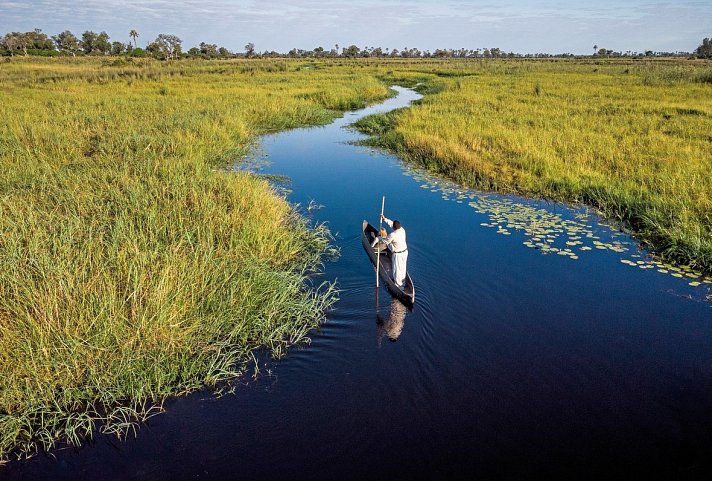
[381,217,407,253]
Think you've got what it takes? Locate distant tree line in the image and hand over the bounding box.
[696,37,712,58]
[278,45,692,59]
[1,28,709,60]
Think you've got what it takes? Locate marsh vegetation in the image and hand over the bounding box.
[355,59,712,273]
[0,57,390,462]
[1,55,711,464]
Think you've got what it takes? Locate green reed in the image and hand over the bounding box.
[354,58,712,272]
[0,56,390,461]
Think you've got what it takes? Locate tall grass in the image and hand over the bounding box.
[355,59,712,272]
[2,55,710,463]
[0,57,391,461]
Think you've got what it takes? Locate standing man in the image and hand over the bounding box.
[374,214,408,288]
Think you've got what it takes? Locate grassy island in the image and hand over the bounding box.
[356,59,712,273]
[1,56,711,463]
[0,57,390,462]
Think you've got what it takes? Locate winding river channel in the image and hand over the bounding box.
[6,88,712,480]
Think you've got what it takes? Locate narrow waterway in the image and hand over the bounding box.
[5,87,712,481]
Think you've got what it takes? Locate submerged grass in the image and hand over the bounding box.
[354,59,712,272]
[0,57,390,461]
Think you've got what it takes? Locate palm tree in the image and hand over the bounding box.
[129,30,139,48]
[593,44,598,56]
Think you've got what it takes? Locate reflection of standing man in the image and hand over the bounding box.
[377,298,408,344]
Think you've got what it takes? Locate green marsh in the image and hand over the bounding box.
[0,57,390,462]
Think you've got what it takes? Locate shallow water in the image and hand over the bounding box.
[5,87,712,480]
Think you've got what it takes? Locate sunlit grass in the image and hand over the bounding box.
[0,56,391,461]
[2,55,711,463]
[355,58,712,272]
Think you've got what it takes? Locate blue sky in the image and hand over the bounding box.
[1,1,710,54]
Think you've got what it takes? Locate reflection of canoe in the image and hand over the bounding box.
[362,220,415,307]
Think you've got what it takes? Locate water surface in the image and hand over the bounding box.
[5,87,712,481]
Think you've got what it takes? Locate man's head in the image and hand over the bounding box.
[393,220,402,230]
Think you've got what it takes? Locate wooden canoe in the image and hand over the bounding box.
[362,220,415,307]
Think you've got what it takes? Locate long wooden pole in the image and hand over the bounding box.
[376,196,385,288]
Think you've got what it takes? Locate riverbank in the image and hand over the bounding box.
[354,59,712,273]
[2,55,711,464]
[0,57,391,462]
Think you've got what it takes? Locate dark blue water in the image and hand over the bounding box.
[4,88,712,481]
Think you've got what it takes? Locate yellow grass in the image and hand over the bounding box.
[356,59,712,271]
[0,56,390,461]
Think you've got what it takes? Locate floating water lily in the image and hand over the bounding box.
[405,165,711,295]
